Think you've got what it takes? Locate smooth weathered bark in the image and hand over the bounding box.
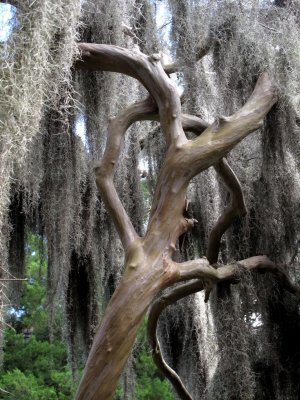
[147,256,300,399]
[75,43,281,399]
[207,158,247,264]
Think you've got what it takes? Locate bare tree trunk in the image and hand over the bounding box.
[73,43,298,400]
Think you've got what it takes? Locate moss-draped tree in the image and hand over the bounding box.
[1,1,300,399]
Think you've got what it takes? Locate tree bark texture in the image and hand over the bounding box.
[73,43,290,400]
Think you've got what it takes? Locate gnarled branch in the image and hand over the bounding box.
[176,72,278,180]
[148,256,300,400]
[76,44,279,400]
[207,158,247,264]
[95,97,157,250]
[177,107,247,265]
[77,44,187,148]
[173,256,300,292]
[147,280,204,400]
[94,96,209,251]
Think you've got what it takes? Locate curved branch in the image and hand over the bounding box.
[207,159,247,264]
[93,91,208,252]
[138,112,209,146]
[95,97,158,250]
[77,44,208,147]
[94,95,210,251]
[77,44,187,148]
[174,256,300,294]
[178,110,247,266]
[175,109,247,266]
[76,45,279,400]
[147,281,204,400]
[148,255,300,400]
[177,72,278,179]
[182,114,209,134]
[179,112,247,267]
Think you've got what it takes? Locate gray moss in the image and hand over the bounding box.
[1,1,300,398]
[158,1,300,399]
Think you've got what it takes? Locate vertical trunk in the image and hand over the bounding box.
[76,241,177,400]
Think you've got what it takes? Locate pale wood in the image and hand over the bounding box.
[75,44,283,399]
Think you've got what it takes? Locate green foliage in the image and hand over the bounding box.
[0,369,57,400]
[1,234,75,399]
[21,234,48,339]
[3,235,174,399]
[113,318,174,399]
[4,330,67,379]
[49,370,76,400]
[1,331,75,399]
[8,233,62,340]
[113,385,124,400]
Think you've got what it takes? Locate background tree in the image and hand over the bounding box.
[0,0,300,399]
[0,234,75,400]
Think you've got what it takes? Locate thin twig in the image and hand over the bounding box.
[0,278,27,281]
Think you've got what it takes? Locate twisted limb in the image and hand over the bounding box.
[146,156,247,399]
[76,43,277,399]
[147,255,300,400]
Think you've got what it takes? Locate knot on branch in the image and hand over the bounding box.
[94,160,103,176]
[149,53,161,63]
[179,217,197,237]
[212,115,231,132]
[162,257,178,282]
[186,217,198,229]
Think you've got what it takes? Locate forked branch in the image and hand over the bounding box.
[178,107,247,265]
[76,44,279,400]
[173,256,300,291]
[176,72,278,180]
[94,97,209,251]
[148,256,300,400]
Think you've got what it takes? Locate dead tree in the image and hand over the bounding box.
[74,43,300,400]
